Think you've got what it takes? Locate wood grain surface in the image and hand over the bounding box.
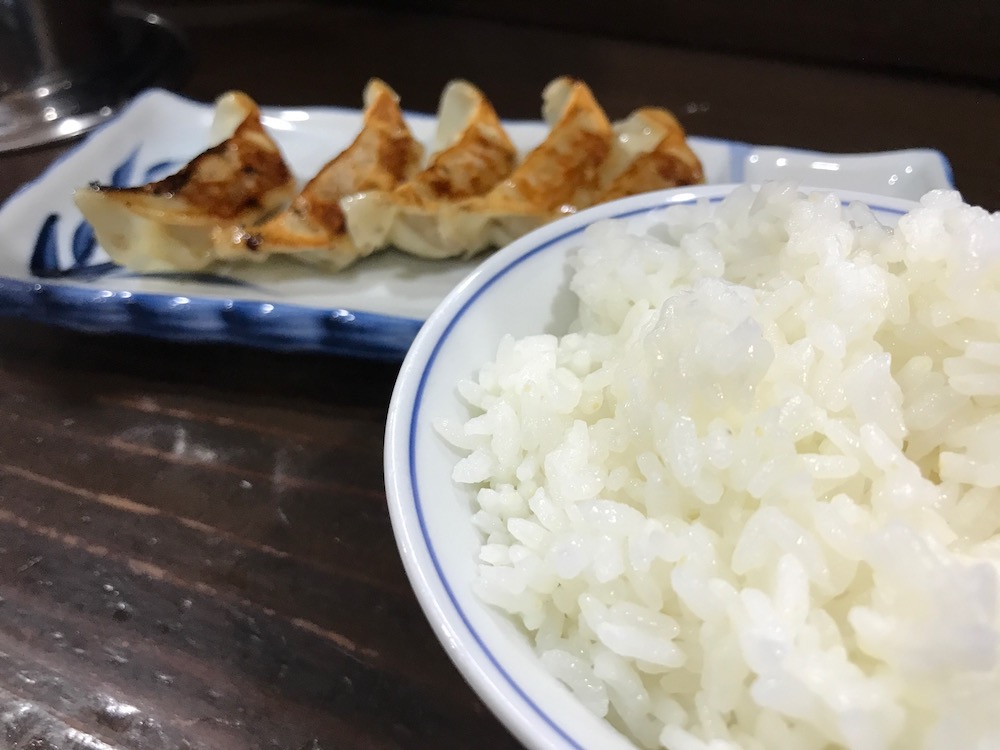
[0,2,998,748]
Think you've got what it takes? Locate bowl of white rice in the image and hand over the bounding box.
[384,182,1000,750]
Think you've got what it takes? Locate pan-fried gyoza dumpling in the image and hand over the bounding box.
[341,80,517,258]
[587,106,704,205]
[74,92,296,272]
[388,77,615,260]
[212,78,424,270]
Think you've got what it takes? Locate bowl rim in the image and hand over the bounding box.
[384,183,921,749]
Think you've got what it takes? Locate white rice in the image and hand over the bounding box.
[440,183,1000,749]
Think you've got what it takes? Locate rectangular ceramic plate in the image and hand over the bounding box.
[0,88,953,359]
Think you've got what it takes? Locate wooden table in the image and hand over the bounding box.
[1,3,997,748]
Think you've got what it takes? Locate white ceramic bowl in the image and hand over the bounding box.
[384,184,920,749]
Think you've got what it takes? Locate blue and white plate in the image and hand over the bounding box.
[0,88,953,359]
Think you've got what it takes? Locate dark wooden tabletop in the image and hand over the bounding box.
[1,2,998,749]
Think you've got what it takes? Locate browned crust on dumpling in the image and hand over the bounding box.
[218,78,423,268]
[291,83,422,237]
[76,78,707,273]
[87,92,294,224]
[73,92,297,272]
[393,83,517,205]
[143,119,293,220]
[338,80,519,259]
[594,107,704,204]
[484,77,614,214]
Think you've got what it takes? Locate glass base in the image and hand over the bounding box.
[0,7,189,154]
